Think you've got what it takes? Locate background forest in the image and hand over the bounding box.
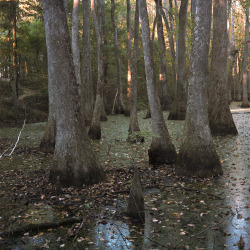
[0,0,249,124]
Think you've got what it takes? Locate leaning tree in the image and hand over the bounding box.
[176,0,223,177]
[42,0,104,186]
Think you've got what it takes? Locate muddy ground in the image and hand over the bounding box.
[0,105,249,249]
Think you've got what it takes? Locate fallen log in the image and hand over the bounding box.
[0,217,83,238]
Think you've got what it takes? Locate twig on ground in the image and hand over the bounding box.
[8,118,26,157]
[0,143,13,159]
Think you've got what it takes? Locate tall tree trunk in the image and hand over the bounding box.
[128,0,144,142]
[235,55,242,101]
[143,16,157,120]
[111,0,127,115]
[42,0,104,187]
[72,0,81,86]
[241,7,250,107]
[88,0,104,139]
[228,1,238,102]
[155,0,172,111]
[139,0,176,165]
[126,0,132,116]
[98,0,108,121]
[12,1,18,111]
[127,0,132,102]
[82,0,93,125]
[208,0,238,135]
[99,0,108,87]
[168,0,188,120]
[161,5,176,86]
[176,0,222,178]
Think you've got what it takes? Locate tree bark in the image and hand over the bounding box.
[128,0,144,143]
[168,0,188,120]
[12,1,18,111]
[176,0,222,178]
[161,5,176,86]
[139,0,176,165]
[127,0,132,103]
[228,1,238,102]
[155,0,172,111]
[72,0,81,86]
[208,0,238,135]
[241,7,250,107]
[82,0,93,125]
[42,0,104,186]
[88,0,105,139]
[111,0,127,115]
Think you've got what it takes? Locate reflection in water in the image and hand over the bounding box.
[95,221,133,249]
[216,114,250,248]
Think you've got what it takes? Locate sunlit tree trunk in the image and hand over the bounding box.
[82,0,93,125]
[88,0,104,139]
[42,0,104,186]
[128,0,144,142]
[12,1,18,111]
[176,0,222,178]
[208,0,238,135]
[168,0,188,120]
[155,0,172,111]
[241,7,250,107]
[111,0,127,115]
[139,0,176,165]
[127,0,132,105]
[72,0,81,86]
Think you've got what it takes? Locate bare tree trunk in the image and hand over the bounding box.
[12,1,18,111]
[128,0,144,143]
[235,55,242,101]
[127,0,132,105]
[72,0,81,86]
[208,0,238,136]
[168,0,188,120]
[228,0,238,102]
[161,5,176,86]
[88,0,104,139]
[111,0,127,115]
[98,0,108,121]
[82,0,93,125]
[42,0,104,187]
[176,0,222,178]
[139,0,176,165]
[155,0,172,111]
[241,7,250,107]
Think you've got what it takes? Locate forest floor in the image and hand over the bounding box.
[0,104,249,249]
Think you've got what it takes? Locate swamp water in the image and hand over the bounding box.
[0,109,249,249]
